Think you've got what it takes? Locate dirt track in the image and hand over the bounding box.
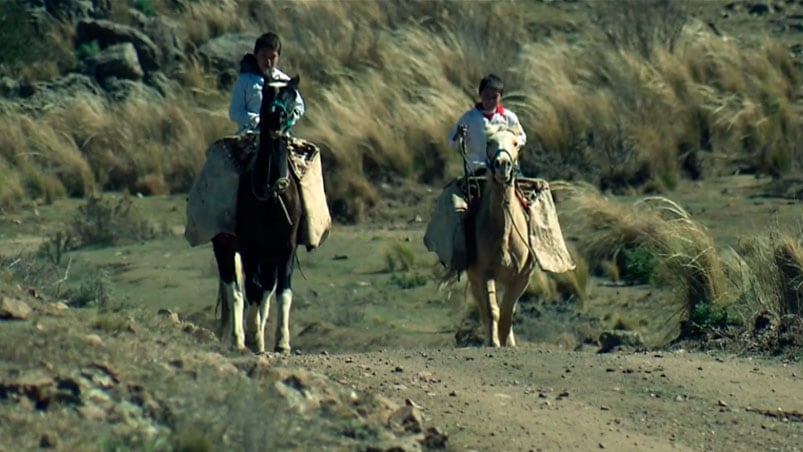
[284,344,802,451]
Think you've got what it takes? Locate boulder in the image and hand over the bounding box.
[143,16,185,69]
[91,42,144,81]
[0,297,32,320]
[197,32,255,87]
[76,19,162,71]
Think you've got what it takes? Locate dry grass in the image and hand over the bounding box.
[554,181,725,322]
[0,0,799,220]
[724,233,803,322]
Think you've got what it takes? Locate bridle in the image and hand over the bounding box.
[252,80,300,224]
[488,146,518,187]
[265,80,299,138]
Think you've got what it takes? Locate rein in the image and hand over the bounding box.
[250,135,294,225]
[500,180,538,273]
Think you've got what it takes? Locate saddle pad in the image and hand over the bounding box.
[520,178,576,273]
[184,134,331,248]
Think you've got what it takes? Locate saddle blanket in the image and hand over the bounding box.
[184,132,331,249]
[424,177,575,274]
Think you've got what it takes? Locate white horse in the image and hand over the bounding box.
[465,124,538,347]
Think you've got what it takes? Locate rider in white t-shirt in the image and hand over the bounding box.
[446,74,526,174]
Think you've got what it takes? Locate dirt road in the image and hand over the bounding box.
[285,344,802,451]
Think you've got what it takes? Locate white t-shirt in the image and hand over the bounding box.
[446,106,526,172]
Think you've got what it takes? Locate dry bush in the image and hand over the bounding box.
[725,234,803,320]
[71,194,161,247]
[592,0,689,58]
[176,0,248,47]
[1,0,801,217]
[554,182,726,323]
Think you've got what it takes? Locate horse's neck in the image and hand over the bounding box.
[477,177,531,271]
[482,179,517,227]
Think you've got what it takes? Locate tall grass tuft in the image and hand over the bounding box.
[555,182,725,326]
[0,0,800,218]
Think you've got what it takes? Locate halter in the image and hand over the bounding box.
[266,80,300,137]
[254,80,300,205]
[488,147,518,186]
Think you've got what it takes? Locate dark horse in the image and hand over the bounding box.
[212,76,303,354]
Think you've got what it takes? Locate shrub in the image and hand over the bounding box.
[383,240,415,272]
[71,194,159,247]
[592,0,689,58]
[75,40,100,61]
[622,247,657,285]
[389,272,427,289]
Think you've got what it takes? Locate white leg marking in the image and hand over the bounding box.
[275,289,292,353]
[225,281,246,351]
[255,288,273,354]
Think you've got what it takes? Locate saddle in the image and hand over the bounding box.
[215,131,318,181]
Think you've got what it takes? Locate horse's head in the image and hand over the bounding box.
[485,123,523,186]
[260,75,301,138]
[252,75,301,198]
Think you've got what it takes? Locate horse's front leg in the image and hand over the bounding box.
[471,274,501,347]
[241,253,266,352]
[498,273,530,347]
[273,249,296,354]
[228,281,246,351]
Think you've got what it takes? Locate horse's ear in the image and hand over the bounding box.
[290,75,300,87]
[484,123,502,137]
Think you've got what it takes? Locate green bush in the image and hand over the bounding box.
[132,0,156,17]
[383,241,416,272]
[686,302,731,335]
[76,40,101,61]
[622,247,657,285]
[389,272,428,289]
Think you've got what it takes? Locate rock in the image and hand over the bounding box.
[90,43,144,81]
[84,334,104,347]
[76,19,162,71]
[598,330,644,353]
[0,297,32,320]
[40,0,96,21]
[422,427,448,449]
[143,16,185,69]
[389,405,424,434]
[196,33,255,87]
[39,432,58,448]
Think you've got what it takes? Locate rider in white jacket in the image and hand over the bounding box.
[446,74,526,174]
[229,32,305,134]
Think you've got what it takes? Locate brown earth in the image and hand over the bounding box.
[2,1,803,450]
[0,174,801,451]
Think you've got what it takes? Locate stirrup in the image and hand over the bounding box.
[274,177,289,193]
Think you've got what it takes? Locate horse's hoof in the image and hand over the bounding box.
[274,346,291,355]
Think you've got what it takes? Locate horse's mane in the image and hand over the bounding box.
[485,123,522,149]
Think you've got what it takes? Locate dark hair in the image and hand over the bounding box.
[254,32,282,55]
[478,73,504,95]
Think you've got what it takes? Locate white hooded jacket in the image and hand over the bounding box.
[228,54,305,134]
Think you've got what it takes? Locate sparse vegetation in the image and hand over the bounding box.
[1,2,802,451]
[0,0,797,221]
[71,194,160,248]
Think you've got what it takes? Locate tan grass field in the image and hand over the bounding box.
[1,0,802,450]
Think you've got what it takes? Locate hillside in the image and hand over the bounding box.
[1,1,802,451]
